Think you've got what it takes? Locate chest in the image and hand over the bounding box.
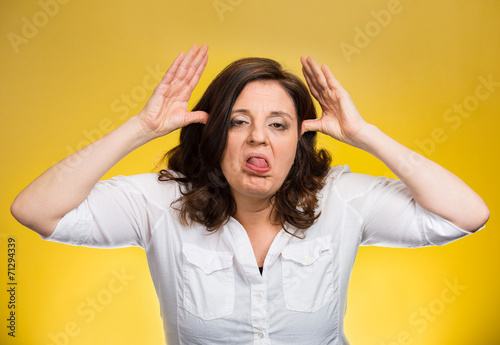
[245,226,282,267]
[171,227,342,344]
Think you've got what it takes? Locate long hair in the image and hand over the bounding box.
[158,57,332,237]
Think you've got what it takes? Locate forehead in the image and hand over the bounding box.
[232,80,297,117]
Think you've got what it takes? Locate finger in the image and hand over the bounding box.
[187,53,208,91]
[321,63,344,91]
[185,110,209,126]
[301,56,327,96]
[301,118,324,135]
[301,56,322,97]
[174,44,200,81]
[302,65,320,99]
[300,56,315,85]
[184,43,208,84]
[306,56,329,91]
[158,51,185,87]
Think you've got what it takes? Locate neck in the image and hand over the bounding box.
[232,193,280,232]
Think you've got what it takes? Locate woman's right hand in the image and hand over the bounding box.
[10,44,210,237]
[137,44,209,139]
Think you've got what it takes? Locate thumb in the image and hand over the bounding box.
[301,119,324,136]
[186,111,210,125]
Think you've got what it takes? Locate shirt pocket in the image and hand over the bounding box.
[181,243,235,320]
[280,235,334,312]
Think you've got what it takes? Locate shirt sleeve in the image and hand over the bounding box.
[334,168,484,248]
[40,174,168,249]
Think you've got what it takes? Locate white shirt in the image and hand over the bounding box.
[43,165,478,344]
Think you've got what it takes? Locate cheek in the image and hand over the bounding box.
[276,140,298,171]
[220,136,240,173]
[284,150,297,170]
[220,150,232,175]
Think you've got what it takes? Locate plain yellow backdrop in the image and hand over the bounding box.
[1,0,499,344]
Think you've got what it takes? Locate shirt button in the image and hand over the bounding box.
[304,255,310,263]
[203,264,210,271]
[257,294,263,301]
[258,332,264,339]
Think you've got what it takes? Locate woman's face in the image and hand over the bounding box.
[220,80,299,202]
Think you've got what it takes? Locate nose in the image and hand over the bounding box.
[247,122,268,145]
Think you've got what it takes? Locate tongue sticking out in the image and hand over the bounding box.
[247,157,268,169]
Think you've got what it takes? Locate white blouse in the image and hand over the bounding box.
[42,165,479,344]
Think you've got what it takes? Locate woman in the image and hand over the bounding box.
[11,44,489,344]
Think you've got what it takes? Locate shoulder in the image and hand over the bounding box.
[97,170,186,207]
[323,165,399,201]
[324,164,374,188]
[106,170,185,188]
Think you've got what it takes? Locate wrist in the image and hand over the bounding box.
[344,123,380,150]
[125,115,158,148]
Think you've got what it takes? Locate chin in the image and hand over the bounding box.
[239,176,280,197]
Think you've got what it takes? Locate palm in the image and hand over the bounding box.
[300,56,367,146]
[138,44,209,138]
[142,87,190,132]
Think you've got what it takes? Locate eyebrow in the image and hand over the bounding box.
[231,109,294,120]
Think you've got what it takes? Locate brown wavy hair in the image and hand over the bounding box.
[157,57,332,238]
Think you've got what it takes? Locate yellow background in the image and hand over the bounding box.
[1,0,499,344]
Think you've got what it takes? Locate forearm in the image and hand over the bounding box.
[11,115,154,237]
[354,124,489,231]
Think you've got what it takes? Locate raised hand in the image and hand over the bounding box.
[138,44,209,139]
[300,55,368,147]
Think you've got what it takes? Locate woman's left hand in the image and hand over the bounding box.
[301,56,489,231]
[300,55,368,147]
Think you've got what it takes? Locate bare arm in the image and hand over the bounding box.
[11,44,209,237]
[300,55,489,232]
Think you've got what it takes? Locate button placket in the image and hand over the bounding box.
[251,283,270,343]
[255,331,270,343]
[225,220,290,344]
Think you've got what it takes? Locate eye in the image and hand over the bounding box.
[270,122,287,130]
[230,119,247,127]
